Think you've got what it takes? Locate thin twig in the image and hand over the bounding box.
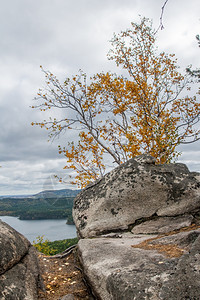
[48,244,77,259]
[155,0,170,34]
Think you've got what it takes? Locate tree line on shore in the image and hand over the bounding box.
[0,196,75,224]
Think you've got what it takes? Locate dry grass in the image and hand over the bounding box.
[132,224,200,258]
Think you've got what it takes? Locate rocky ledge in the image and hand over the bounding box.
[73,154,200,300]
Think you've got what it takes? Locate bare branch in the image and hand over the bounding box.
[155,0,170,34]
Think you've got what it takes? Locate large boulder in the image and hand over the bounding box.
[0,220,43,300]
[73,155,200,238]
[73,155,200,299]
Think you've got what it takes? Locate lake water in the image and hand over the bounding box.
[0,216,77,243]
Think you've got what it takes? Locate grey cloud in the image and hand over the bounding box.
[0,0,200,195]
[0,158,71,195]
[177,141,200,172]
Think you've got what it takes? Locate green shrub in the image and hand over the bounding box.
[33,235,78,255]
[33,235,56,255]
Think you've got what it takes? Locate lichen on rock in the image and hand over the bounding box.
[73,155,200,299]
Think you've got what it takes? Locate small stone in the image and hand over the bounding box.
[59,294,75,300]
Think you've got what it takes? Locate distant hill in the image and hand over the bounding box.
[0,189,81,199]
[0,189,81,222]
[0,194,32,199]
[33,189,81,199]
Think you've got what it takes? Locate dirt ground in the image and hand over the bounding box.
[37,249,95,300]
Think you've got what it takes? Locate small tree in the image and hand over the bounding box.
[32,18,200,188]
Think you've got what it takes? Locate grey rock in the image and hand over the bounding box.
[159,235,200,300]
[78,231,200,300]
[150,229,200,249]
[131,215,194,234]
[78,235,174,300]
[74,155,200,299]
[0,220,30,274]
[73,155,200,238]
[0,221,43,300]
[59,294,75,300]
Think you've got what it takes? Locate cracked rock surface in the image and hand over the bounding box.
[78,229,200,300]
[0,220,43,300]
[73,155,200,299]
[73,155,200,239]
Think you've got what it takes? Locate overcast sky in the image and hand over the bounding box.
[0,0,199,195]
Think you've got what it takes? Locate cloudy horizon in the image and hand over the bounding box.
[0,0,200,196]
